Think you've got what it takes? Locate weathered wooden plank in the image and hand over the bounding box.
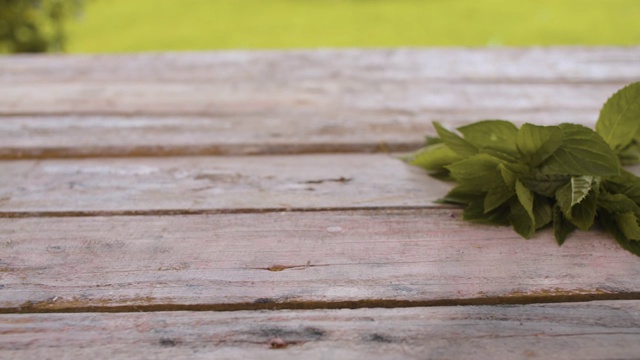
[0,109,599,159]
[0,82,625,116]
[2,47,639,83]
[1,301,640,359]
[1,209,639,312]
[0,49,635,117]
[3,48,635,157]
[0,154,452,213]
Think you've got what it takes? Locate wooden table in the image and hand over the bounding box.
[1,47,640,359]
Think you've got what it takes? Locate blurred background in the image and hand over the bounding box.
[1,0,639,54]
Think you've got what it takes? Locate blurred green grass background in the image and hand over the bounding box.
[67,0,640,53]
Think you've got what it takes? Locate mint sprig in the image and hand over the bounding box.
[405,81,640,257]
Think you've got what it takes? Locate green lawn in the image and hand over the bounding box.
[67,0,640,53]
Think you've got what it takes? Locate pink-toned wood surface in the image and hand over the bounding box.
[0,155,450,214]
[0,110,599,159]
[1,301,639,360]
[1,47,640,359]
[2,48,639,83]
[0,82,622,116]
[1,47,639,158]
[1,209,638,313]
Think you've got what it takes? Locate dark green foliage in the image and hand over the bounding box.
[0,0,83,53]
[406,82,640,257]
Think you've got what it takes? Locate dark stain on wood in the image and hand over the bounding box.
[366,333,395,343]
[194,173,244,183]
[46,245,66,253]
[158,338,182,347]
[300,177,352,185]
[254,326,326,343]
[254,298,275,304]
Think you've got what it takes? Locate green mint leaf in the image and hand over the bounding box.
[595,82,640,153]
[539,123,619,176]
[443,153,514,213]
[555,177,598,230]
[555,181,573,218]
[462,198,511,226]
[615,212,640,241]
[484,185,514,213]
[553,204,576,246]
[597,191,640,215]
[513,182,552,231]
[457,120,519,154]
[516,123,563,167]
[498,163,519,188]
[445,154,503,191]
[512,180,536,237]
[533,195,553,229]
[509,199,535,239]
[478,147,522,163]
[600,210,640,256]
[402,143,463,179]
[568,191,598,230]
[617,142,640,165]
[515,180,535,219]
[570,175,596,207]
[425,136,443,146]
[437,186,483,205]
[597,192,640,241]
[603,169,640,204]
[519,173,570,197]
[433,122,478,157]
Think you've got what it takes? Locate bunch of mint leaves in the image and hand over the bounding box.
[405,82,640,256]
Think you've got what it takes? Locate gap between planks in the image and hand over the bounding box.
[0,142,419,161]
[5,292,640,315]
[0,205,451,219]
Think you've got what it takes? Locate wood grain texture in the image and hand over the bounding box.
[0,154,451,213]
[0,82,622,116]
[2,47,637,158]
[1,301,640,359]
[2,47,639,83]
[1,209,639,312]
[2,47,639,358]
[0,110,599,159]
